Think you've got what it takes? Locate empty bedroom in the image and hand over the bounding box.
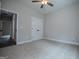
[0,0,79,59]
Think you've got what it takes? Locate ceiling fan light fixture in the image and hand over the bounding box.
[42,1,44,4]
[32,0,53,8]
[45,1,48,4]
[42,0,48,5]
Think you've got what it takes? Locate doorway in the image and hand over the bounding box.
[0,9,17,48]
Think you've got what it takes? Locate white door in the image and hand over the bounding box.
[32,17,43,40]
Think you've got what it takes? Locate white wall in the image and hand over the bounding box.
[1,0,44,44]
[0,0,1,8]
[44,2,79,44]
[77,46,79,59]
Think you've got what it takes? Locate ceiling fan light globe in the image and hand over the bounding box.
[44,1,47,4]
[42,1,44,4]
[42,0,48,5]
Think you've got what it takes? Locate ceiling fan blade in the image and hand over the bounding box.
[40,4,44,8]
[47,2,53,7]
[32,1,41,2]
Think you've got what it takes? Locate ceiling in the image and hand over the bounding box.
[22,0,78,14]
[2,0,78,14]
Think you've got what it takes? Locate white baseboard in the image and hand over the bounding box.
[17,38,43,45]
[44,37,79,46]
[17,37,79,46]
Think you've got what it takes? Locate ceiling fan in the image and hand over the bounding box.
[32,0,54,8]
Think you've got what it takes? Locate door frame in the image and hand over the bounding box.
[1,9,17,44]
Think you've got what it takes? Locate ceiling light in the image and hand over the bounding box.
[44,1,47,4]
[42,0,48,5]
[42,1,44,4]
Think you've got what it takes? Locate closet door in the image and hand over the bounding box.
[31,17,43,40]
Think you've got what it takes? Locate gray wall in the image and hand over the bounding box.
[1,0,44,44]
[44,2,79,43]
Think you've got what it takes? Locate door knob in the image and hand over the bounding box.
[37,29,40,31]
